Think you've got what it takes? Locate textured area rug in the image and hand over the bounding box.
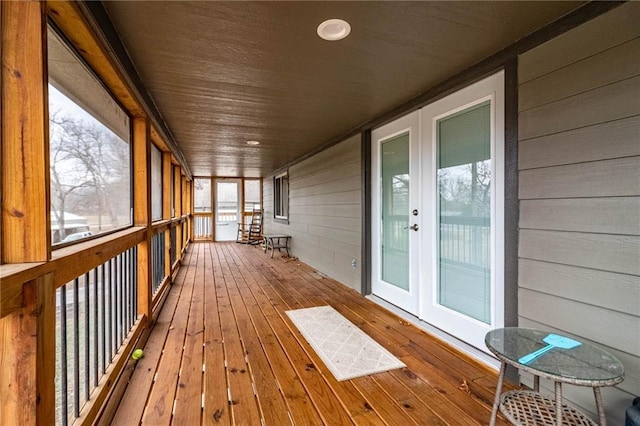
[286,305,406,381]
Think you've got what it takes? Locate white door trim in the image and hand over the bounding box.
[420,71,505,351]
[371,111,420,315]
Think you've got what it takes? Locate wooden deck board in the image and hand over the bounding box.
[142,242,198,425]
[173,243,205,425]
[203,243,231,425]
[112,242,510,425]
[219,244,293,425]
[113,245,194,425]
[214,245,263,425]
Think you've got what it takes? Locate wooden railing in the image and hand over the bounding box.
[56,244,139,425]
[194,211,213,240]
[0,214,192,425]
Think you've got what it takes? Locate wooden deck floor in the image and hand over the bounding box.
[112,242,509,425]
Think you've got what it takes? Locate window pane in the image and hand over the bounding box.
[151,145,162,221]
[194,178,212,212]
[381,133,409,290]
[244,180,261,212]
[274,173,288,219]
[49,29,131,245]
[437,101,491,323]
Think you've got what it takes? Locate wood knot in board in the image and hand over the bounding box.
[212,409,224,422]
[11,208,24,218]
[404,370,417,380]
[458,379,471,394]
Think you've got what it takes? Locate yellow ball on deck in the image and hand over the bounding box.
[132,349,144,360]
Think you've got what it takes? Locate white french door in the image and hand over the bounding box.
[371,112,421,316]
[214,178,242,241]
[372,72,504,351]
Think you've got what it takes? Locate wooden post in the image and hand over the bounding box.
[182,177,190,244]
[0,273,55,425]
[1,3,55,424]
[188,179,194,242]
[162,152,172,277]
[174,166,183,260]
[133,117,152,321]
[1,0,50,263]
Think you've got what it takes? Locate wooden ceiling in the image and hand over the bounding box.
[102,1,582,177]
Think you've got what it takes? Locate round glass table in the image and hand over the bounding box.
[485,328,624,426]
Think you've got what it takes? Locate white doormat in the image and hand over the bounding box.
[286,305,406,381]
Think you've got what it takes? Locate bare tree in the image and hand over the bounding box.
[49,112,130,240]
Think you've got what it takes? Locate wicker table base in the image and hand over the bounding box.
[500,390,597,426]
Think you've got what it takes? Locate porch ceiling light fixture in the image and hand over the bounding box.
[317,19,351,41]
[246,140,260,145]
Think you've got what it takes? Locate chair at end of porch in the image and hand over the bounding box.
[236,208,263,244]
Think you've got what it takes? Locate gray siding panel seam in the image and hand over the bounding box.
[519,74,640,114]
[518,114,640,144]
[517,256,640,278]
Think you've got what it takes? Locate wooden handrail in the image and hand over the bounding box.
[0,227,145,319]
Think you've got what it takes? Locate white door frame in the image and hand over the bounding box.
[371,111,420,315]
[420,71,505,351]
[370,71,505,352]
[214,178,242,241]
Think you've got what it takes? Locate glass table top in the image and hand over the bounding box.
[485,328,624,385]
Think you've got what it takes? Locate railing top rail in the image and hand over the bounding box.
[0,226,145,319]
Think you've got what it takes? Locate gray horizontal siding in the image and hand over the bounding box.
[518,4,640,424]
[520,198,640,235]
[518,115,640,170]
[519,2,640,84]
[263,135,361,291]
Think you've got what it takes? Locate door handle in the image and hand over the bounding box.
[403,224,419,231]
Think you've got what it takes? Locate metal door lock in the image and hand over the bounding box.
[412,209,419,216]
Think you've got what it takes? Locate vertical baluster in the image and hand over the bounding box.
[120,252,125,342]
[73,278,80,418]
[120,252,128,336]
[130,248,134,326]
[134,247,138,318]
[93,268,99,387]
[101,264,106,374]
[129,247,138,324]
[125,249,130,330]
[60,286,69,426]
[110,258,116,360]
[84,272,90,404]
[116,253,122,345]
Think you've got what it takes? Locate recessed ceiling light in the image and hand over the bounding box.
[317,19,351,41]
[246,140,260,145]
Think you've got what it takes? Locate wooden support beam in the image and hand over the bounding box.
[173,166,183,261]
[162,153,172,277]
[182,177,191,244]
[133,117,152,321]
[1,0,50,263]
[0,273,55,425]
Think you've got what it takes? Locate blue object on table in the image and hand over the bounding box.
[518,333,582,364]
[626,397,640,426]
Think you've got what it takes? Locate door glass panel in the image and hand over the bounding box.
[216,181,239,241]
[381,133,410,290]
[436,101,491,323]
